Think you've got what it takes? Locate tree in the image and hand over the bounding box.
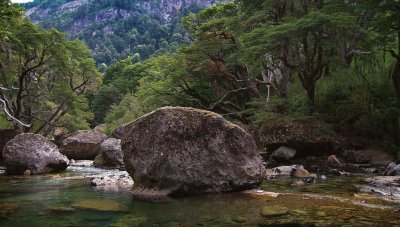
[240,0,360,114]
[0,14,100,134]
[367,1,400,107]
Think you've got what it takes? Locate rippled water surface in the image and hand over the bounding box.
[0,166,399,226]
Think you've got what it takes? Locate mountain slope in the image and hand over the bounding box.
[23,0,228,65]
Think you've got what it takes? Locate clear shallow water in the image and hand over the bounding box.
[0,167,399,227]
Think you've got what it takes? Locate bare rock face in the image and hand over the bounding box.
[2,133,69,175]
[271,146,297,161]
[0,129,19,161]
[121,107,265,196]
[60,130,108,160]
[94,138,124,169]
[259,121,346,157]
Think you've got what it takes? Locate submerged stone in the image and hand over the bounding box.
[72,199,129,212]
[0,201,20,218]
[232,216,247,223]
[260,205,289,217]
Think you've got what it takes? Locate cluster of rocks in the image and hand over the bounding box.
[1,106,399,198]
[0,107,266,197]
[0,125,123,175]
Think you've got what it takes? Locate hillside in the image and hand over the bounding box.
[23,0,228,66]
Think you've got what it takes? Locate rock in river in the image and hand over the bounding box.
[60,130,107,160]
[2,133,69,175]
[90,171,133,192]
[0,129,19,162]
[259,121,346,157]
[94,138,124,169]
[121,107,265,196]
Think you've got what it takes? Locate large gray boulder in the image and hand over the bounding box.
[2,133,69,175]
[0,129,19,161]
[121,107,265,196]
[259,121,346,157]
[60,130,107,160]
[94,138,124,169]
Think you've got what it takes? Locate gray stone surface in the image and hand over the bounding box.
[94,138,124,169]
[90,171,133,192]
[383,162,400,176]
[60,130,107,160]
[271,146,296,161]
[2,133,69,175]
[121,107,265,196]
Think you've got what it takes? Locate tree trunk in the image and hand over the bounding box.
[306,86,315,114]
[393,61,400,108]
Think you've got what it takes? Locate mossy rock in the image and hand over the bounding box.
[260,205,289,217]
[72,199,128,212]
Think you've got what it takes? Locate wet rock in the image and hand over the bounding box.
[341,149,395,167]
[265,165,310,178]
[342,150,371,164]
[319,175,328,180]
[292,209,308,215]
[60,130,107,160]
[232,216,247,223]
[121,107,265,196]
[108,214,147,227]
[265,165,297,176]
[2,133,69,175]
[291,180,306,186]
[326,155,342,167]
[69,160,93,167]
[363,176,400,187]
[0,129,19,162]
[242,189,280,198]
[45,206,76,214]
[383,162,400,176]
[0,201,20,218]
[72,199,129,212]
[292,177,316,186]
[293,167,310,178]
[259,121,346,157]
[260,205,289,217]
[360,176,400,198]
[93,138,124,169]
[328,169,350,176]
[90,171,133,192]
[271,146,297,161]
[0,166,6,176]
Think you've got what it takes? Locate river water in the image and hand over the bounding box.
[0,166,399,226]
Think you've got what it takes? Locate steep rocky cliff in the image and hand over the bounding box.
[23,0,228,65]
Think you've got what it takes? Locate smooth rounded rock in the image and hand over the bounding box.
[2,133,69,175]
[260,205,289,217]
[60,130,107,160]
[93,138,124,169]
[121,107,265,196]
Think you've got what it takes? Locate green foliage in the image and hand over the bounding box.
[0,4,100,134]
[103,54,192,132]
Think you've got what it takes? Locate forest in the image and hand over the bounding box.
[1,0,400,151]
[1,1,400,226]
